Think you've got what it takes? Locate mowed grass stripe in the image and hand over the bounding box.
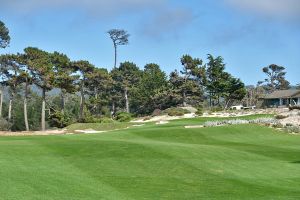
[0,117,300,199]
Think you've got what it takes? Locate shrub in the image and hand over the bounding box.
[163,107,191,116]
[249,118,278,126]
[0,118,11,131]
[275,115,287,119]
[195,106,203,116]
[204,117,278,128]
[272,123,284,128]
[204,121,224,127]
[226,119,249,125]
[101,107,112,118]
[151,109,161,117]
[143,116,152,121]
[284,125,300,134]
[115,112,132,122]
[210,106,223,112]
[49,111,73,128]
[99,117,114,123]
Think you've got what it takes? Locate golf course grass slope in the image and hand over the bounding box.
[0,117,299,199]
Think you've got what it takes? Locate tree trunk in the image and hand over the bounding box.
[61,90,65,113]
[124,88,130,113]
[24,81,29,131]
[79,84,85,120]
[183,91,187,107]
[94,89,98,114]
[41,88,46,131]
[225,99,231,110]
[114,43,117,69]
[8,96,13,121]
[0,90,2,118]
[111,101,115,118]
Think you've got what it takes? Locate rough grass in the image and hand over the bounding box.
[0,115,300,200]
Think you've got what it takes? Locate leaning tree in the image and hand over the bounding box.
[107,29,130,69]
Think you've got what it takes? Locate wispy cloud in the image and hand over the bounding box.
[0,0,194,39]
[225,0,300,20]
[141,7,195,39]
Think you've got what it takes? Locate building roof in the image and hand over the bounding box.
[263,90,300,99]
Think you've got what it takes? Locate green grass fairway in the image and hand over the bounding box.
[0,117,300,199]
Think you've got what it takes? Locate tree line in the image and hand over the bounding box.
[2,20,293,132]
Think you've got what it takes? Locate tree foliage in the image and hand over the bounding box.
[107,29,130,68]
[0,21,257,131]
[0,20,10,48]
[259,64,290,92]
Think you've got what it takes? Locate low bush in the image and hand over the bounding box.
[275,115,288,119]
[99,117,114,123]
[115,112,132,122]
[210,106,223,112]
[163,107,191,116]
[284,125,300,134]
[204,118,278,127]
[250,118,278,126]
[151,109,161,117]
[272,123,284,128]
[79,114,114,124]
[49,111,73,128]
[195,106,203,116]
[0,118,11,131]
[143,116,152,121]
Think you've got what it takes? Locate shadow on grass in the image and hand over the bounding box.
[291,161,300,164]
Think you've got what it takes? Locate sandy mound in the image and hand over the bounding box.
[156,121,169,125]
[0,129,67,136]
[74,129,107,134]
[277,110,300,126]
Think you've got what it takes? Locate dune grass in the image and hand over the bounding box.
[0,115,299,199]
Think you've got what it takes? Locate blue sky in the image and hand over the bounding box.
[1,0,300,85]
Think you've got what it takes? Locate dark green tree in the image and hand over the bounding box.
[180,55,206,106]
[107,29,130,68]
[0,54,22,122]
[24,47,55,131]
[169,55,205,107]
[51,52,78,113]
[71,60,94,121]
[0,20,10,49]
[206,54,229,106]
[260,64,290,92]
[111,62,141,113]
[135,63,168,114]
[0,21,10,118]
[224,76,246,109]
[85,68,111,116]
